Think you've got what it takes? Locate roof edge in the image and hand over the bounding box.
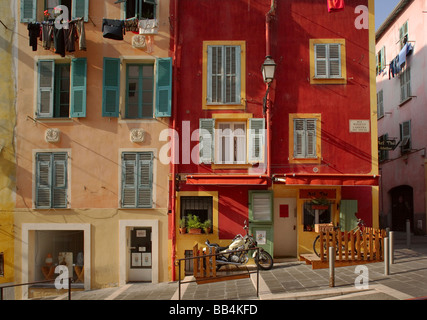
[375,0,413,42]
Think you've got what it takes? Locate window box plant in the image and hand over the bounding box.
[203,219,212,234]
[179,218,187,234]
[187,215,203,234]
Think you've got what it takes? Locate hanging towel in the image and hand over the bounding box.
[76,18,87,51]
[102,19,125,40]
[64,22,77,53]
[327,0,345,12]
[398,43,407,68]
[41,23,54,50]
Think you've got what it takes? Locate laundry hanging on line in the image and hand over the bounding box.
[389,43,414,79]
[27,18,87,55]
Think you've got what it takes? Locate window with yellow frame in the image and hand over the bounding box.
[289,114,321,164]
[309,39,346,85]
[202,41,246,110]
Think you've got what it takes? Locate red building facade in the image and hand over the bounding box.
[168,0,378,280]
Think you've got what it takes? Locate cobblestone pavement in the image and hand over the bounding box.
[35,234,427,301]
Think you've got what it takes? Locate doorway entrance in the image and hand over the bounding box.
[273,198,297,258]
[128,227,152,282]
[390,185,413,232]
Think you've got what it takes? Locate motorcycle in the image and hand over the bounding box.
[203,220,274,271]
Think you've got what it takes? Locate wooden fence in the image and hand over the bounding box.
[317,227,386,263]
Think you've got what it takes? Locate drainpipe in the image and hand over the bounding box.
[170,0,179,282]
[265,0,276,179]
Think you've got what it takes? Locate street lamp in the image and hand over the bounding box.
[261,55,276,84]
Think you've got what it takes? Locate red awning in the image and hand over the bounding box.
[186,175,269,186]
[278,174,379,186]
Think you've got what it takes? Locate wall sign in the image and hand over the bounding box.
[349,120,370,133]
[280,205,289,218]
[300,189,336,200]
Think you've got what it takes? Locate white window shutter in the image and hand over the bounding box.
[306,119,317,158]
[199,119,215,164]
[328,44,341,78]
[294,119,305,158]
[37,60,55,118]
[248,118,265,163]
[314,44,327,78]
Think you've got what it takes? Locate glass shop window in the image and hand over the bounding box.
[303,202,332,232]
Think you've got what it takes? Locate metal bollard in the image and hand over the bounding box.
[329,247,335,287]
[389,231,394,264]
[406,219,411,248]
[384,237,390,275]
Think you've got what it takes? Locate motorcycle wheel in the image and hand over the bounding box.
[254,251,273,270]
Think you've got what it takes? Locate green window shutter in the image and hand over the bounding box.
[52,153,68,208]
[70,58,87,118]
[102,58,121,117]
[36,152,68,208]
[36,153,52,208]
[21,0,37,23]
[155,57,172,117]
[138,152,153,208]
[248,118,265,163]
[121,152,153,208]
[122,153,137,207]
[249,191,273,223]
[37,60,55,118]
[400,120,411,152]
[380,46,386,73]
[72,0,89,22]
[199,119,215,164]
[339,200,358,232]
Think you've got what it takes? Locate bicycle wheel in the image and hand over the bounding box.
[313,235,338,257]
[313,235,325,257]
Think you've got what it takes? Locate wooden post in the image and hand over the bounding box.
[193,244,198,278]
[344,231,348,260]
[356,231,361,260]
[212,247,216,277]
[338,230,342,261]
[363,230,368,261]
[375,229,380,261]
[350,231,355,260]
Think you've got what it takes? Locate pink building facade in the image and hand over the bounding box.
[376,0,427,234]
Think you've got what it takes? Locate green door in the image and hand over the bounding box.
[248,191,274,255]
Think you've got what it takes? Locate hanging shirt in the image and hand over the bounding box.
[327,0,345,12]
[54,28,66,57]
[27,23,41,51]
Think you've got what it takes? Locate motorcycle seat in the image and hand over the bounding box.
[208,243,228,251]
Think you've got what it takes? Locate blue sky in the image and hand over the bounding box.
[375,0,402,30]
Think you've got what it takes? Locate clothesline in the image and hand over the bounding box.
[27,17,86,56]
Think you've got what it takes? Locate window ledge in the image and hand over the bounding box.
[211,163,253,170]
[399,97,412,107]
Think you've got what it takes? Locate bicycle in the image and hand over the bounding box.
[312,219,366,258]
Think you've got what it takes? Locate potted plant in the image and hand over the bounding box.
[203,219,212,234]
[187,215,203,234]
[179,218,187,234]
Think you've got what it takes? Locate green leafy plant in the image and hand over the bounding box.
[203,219,212,233]
[187,215,203,229]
